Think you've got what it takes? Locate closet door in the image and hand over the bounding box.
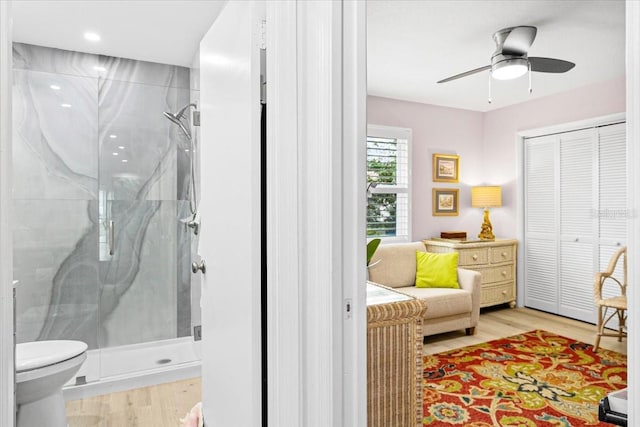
[558,129,596,323]
[524,135,559,313]
[524,121,626,324]
[597,123,627,323]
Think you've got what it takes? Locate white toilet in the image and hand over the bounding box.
[16,340,88,427]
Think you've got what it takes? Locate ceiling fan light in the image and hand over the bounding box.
[492,58,528,80]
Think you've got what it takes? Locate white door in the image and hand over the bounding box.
[524,122,626,324]
[199,1,264,424]
[558,129,596,323]
[524,135,559,313]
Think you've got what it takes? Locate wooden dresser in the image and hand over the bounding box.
[422,239,518,308]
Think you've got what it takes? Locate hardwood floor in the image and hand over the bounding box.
[66,377,201,427]
[424,306,627,355]
[65,306,626,426]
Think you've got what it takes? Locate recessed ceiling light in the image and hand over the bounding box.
[121,159,128,163]
[50,84,61,90]
[185,149,190,152]
[93,66,106,72]
[118,146,125,150]
[60,103,72,108]
[112,152,119,156]
[84,32,101,42]
[109,134,117,139]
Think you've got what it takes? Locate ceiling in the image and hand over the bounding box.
[11,1,626,110]
[11,0,226,68]
[367,0,626,112]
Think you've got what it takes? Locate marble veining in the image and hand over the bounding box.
[13,200,99,347]
[14,43,190,89]
[13,70,98,200]
[99,55,190,89]
[13,43,99,78]
[12,43,195,352]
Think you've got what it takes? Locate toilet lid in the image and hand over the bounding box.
[16,340,88,373]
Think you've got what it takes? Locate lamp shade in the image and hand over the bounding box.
[471,186,502,208]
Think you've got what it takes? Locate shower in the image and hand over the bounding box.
[163,103,198,140]
[164,103,200,225]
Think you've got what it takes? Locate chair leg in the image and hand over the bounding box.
[617,309,624,342]
[594,306,603,352]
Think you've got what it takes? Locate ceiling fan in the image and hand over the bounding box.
[437,26,575,84]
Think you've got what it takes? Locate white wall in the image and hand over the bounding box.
[368,76,626,241]
[367,96,485,240]
[483,76,626,237]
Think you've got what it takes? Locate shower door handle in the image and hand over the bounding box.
[109,220,115,255]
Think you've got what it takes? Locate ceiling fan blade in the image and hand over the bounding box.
[501,26,537,56]
[529,57,575,73]
[437,65,491,83]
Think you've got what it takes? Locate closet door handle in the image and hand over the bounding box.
[109,220,115,255]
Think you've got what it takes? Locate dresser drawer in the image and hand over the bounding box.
[481,282,515,306]
[476,265,513,284]
[491,246,514,263]
[422,238,518,309]
[457,248,489,266]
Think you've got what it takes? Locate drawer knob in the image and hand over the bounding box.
[502,290,507,295]
[472,254,478,260]
[501,252,507,257]
[501,271,507,276]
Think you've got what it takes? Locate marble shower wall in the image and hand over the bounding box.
[12,43,194,349]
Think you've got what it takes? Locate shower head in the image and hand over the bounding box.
[164,103,197,125]
[164,103,198,139]
[163,105,195,140]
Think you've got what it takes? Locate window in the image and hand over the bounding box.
[367,125,411,242]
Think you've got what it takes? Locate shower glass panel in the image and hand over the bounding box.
[12,43,198,382]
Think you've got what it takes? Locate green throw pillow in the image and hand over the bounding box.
[415,251,460,289]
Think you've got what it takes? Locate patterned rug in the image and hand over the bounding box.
[423,330,627,426]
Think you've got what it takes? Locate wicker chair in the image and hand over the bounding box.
[593,246,627,352]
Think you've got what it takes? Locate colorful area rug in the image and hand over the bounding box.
[423,330,627,426]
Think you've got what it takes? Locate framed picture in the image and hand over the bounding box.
[432,188,459,216]
[433,154,460,183]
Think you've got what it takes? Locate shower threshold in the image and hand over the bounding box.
[63,336,201,402]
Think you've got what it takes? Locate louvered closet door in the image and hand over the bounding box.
[524,135,559,313]
[598,123,627,328]
[524,121,627,324]
[558,129,596,323]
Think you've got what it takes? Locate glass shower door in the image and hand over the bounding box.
[96,59,196,377]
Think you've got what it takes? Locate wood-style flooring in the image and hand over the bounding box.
[65,307,626,426]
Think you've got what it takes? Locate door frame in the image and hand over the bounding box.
[625,1,640,421]
[265,1,366,426]
[0,1,15,426]
[515,112,626,311]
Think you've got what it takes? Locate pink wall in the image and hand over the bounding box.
[367,96,484,240]
[367,76,626,241]
[483,76,626,237]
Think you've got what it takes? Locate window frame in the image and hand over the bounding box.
[366,124,412,243]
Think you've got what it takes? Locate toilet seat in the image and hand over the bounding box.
[17,340,88,373]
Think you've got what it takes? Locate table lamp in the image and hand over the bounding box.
[471,186,502,240]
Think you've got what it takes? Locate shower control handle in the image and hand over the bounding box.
[109,220,115,255]
[192,260,206,274]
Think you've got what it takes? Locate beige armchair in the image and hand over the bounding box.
[368,241,481,337]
